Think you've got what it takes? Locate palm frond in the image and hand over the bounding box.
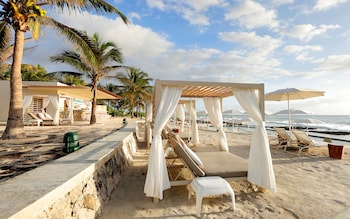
[40,0,128,24]
[47,71,83,77]
[43,17,98,64]
[51,50,92,72]
[0,22,11,50]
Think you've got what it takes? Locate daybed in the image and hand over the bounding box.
[144,80,276,201]
[168,137,248,186]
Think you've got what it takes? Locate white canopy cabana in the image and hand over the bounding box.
[144,80,276,200]
[22,84,119,125]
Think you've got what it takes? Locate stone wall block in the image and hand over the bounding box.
[2,129,137,219]
[44,195,72,219]
[69,184,83,204]
[83,194,96,210]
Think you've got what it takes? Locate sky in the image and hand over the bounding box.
[20,0,350,115]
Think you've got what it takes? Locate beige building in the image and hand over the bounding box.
[0,80,119,125]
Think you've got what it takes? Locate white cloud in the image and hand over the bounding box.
[218,31,281,48]
[146,0,166,10]
[284,45,323,62]
[128,12,141,21]
[225,0,278,29]
[27,11,287,83]
[317,55,350,73]
[284,45,323,54]
[218,31,282,56]
[56,12,173,58]
[284,24,341,42]
[145,0,226,27]
[272,0,294,6]
[313,0,348,11]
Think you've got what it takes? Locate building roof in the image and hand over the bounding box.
[23,85,120,100]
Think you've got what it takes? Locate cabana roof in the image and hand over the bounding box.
[23,85,120,100]
[154,80,264,98]
[153,79,265,120]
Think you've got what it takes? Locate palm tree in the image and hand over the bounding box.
[51,32,124,124]
[21,64,53,81]
[115,67,153,118]
[0,0,128,139]
[47,71,86,85]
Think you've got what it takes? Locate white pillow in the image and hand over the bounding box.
[44,113,53,120]
[37,112,45,120]
[179,139,203,167]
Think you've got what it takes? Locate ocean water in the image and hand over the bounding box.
[197,114,350,143]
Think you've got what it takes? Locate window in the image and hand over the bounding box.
[29,97,43,113]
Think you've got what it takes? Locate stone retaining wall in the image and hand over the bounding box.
[0,122,137,219]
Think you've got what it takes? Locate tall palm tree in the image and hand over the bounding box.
[0,0,128,139]
[115,67,153,118]
[51,32,124,124]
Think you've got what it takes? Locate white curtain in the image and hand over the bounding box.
[66,98,74,124]
[23,96,33,112]
[233,88,276,192]
[146,101,153,147]
[42,97,50,111]
[146,101,153,122]
[48,95,60,125]
[186,102,199,145]
[203,97,228,151]
[176,104,185,132]
[144,86,183,200]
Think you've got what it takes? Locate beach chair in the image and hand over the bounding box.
[273,127,298,150]
[292,130,325,156]
[37,112,54,126]
[27,112,43,126]
[168,136,248,186]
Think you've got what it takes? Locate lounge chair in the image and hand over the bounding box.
[37,112,54,126]
[27,112,43,126]
[168,137,248,186]
[273,127,298,150]
[292,130,325,156]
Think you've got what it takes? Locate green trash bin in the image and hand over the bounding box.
[63,132,80,153]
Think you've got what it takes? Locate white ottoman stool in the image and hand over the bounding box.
[190,176,235,217]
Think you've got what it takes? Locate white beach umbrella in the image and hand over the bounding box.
[265,88,325,130]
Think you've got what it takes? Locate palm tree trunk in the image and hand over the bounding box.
[90,86,97,124]
[2,30,26,139]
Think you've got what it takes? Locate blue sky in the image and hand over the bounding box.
[21,0,350,115]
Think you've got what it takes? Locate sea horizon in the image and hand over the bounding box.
[196,114,350,144]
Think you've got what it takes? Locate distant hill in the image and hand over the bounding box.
[222,110,244,115]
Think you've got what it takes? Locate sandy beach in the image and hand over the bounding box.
[1,119,349,218]
[100,126,350,219]
[0,118,125,182]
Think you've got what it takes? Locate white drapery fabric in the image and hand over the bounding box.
[23,96,33,111]
[146,101,153,122]
[146,101,153,143]
[233,88,276,192]
[48,95,60,125]
[144,86,183,199]
[176,104,185,132]
[186,102,199,145]
[203,97,228,151]
[66,98,74,124]
[42,97,50,111]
